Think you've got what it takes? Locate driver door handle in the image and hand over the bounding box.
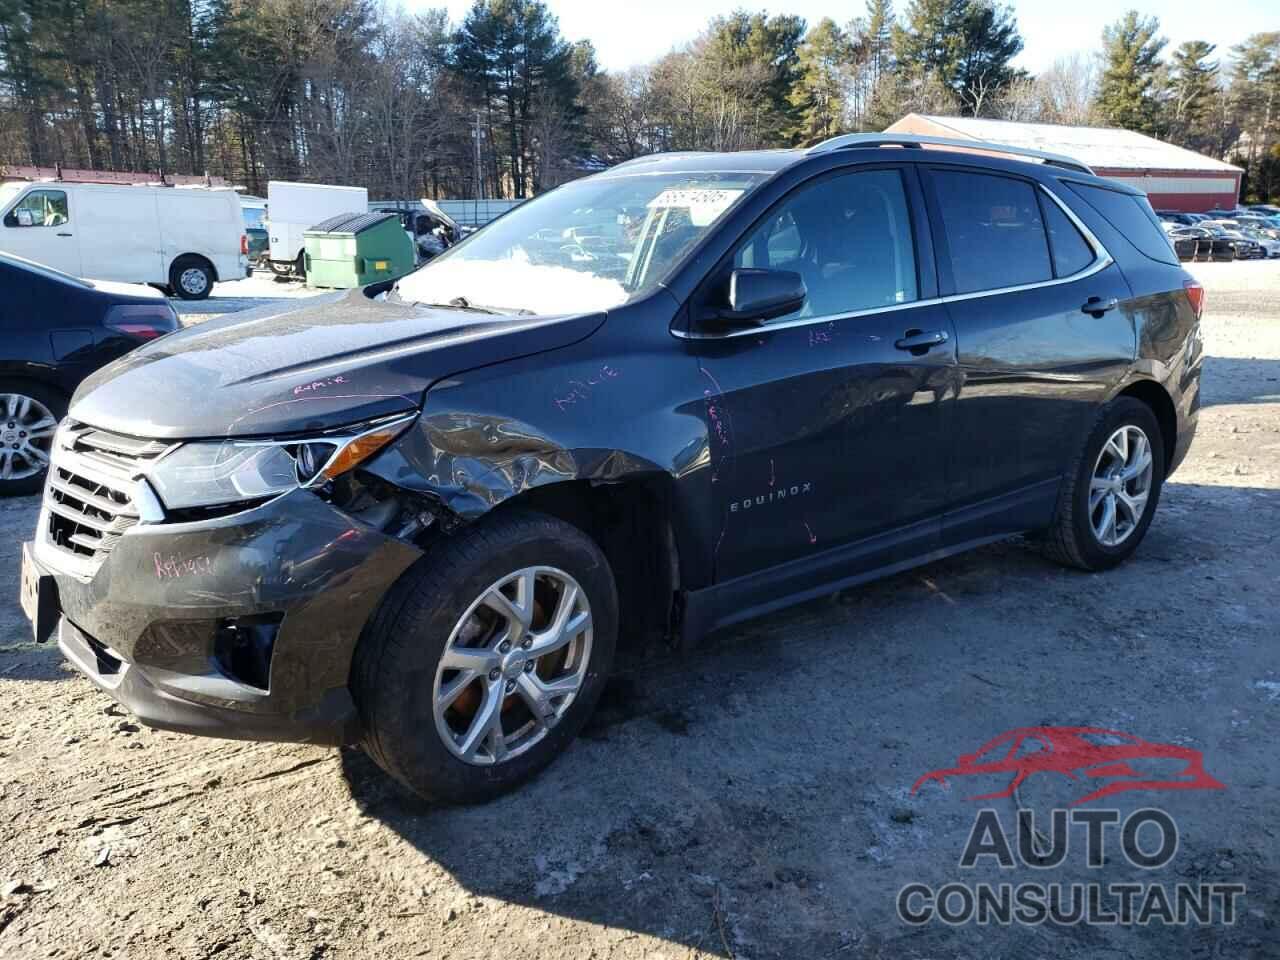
[56,232,73,237]
[894,329,949,354]
[1081,296,1118,316]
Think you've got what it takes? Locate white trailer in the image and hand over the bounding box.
[0,179,247,300]
[266,181,368,276]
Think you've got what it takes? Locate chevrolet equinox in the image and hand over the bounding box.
[22,135,1203,803]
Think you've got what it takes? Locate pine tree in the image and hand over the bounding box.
[452,0,578,198]
[864,0,895,90]
[1095,10,1166,136]
[893,0,1022,115]
[789,19,851,144]
[1167,41,1218,153]
[1228,33,1280,201]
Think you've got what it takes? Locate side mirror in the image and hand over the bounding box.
[705,268,806,329]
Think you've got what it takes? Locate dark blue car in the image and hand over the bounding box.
[0,251,177,494]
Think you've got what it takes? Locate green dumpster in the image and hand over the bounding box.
[302,211,415,288]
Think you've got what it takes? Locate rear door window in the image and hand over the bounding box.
[1041,196,1096,278]
[733,168,919,319]
[930,170,1052,294]
[1065,182,1179,266]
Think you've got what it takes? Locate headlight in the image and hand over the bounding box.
[145,414,415,512]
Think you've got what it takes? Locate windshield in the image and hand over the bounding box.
[394,171,768,315]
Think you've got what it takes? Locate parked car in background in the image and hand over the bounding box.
[1246,204,1280,217]
[240,196,269,265]
[1167,231,1199,262]
[1170,226,1235,262]
[1224,222,1280,257]
[266,181,367,277]
[1231,215,1280,239]
[246,226,269,264]
[1156,210,1202,228]
[0,250,177,494]
[1202,221,1268,259]
[367,200,462,264]
[22,134,1204,804]
[0,180,248,300]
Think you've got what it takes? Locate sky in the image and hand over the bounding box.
[411,0,1275,75]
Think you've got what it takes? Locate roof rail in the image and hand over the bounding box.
[806,133,1094,176]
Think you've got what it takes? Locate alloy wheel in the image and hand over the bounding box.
[433,566,593,766]
[0,393,58,481]
[1089,425,1154,547]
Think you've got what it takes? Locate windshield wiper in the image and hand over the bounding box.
[446,296,494,313]
[413,296,534,316]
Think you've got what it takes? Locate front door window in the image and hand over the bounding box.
[4,190,69,229]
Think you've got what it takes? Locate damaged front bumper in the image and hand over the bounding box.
[29,487,422,745]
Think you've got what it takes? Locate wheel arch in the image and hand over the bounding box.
[1116,378,1177,471]
[0,368,73,403]
[476,475,681,659]
[169,252,219,283]
[363,409,696,656]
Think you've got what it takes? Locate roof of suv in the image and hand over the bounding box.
[602,134,1139,195]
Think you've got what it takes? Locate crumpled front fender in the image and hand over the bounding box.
[365,410,664,520]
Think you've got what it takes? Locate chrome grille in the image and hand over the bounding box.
[42,423,171,570]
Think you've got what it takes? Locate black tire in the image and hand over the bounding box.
[0,379,66,497]
[169,255,214,300]
[353,510,618,804]
[1043,396,1166,571]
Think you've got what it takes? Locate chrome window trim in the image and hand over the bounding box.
[674,182,1114,341]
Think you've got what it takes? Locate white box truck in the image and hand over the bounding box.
[266,181,368,277]
[0,180,248,300]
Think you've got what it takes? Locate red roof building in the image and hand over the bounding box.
[886,114,1242,213]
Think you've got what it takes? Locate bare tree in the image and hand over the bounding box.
[1038,55,1098,125]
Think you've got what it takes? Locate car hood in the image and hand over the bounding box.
[70,288,605,439]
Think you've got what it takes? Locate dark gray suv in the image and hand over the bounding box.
[22,135,1203,804]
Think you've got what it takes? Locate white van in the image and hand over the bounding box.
[266,181,368,276]
[0,180,248,300]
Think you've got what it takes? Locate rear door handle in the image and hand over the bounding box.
[56,232,73,237]
[894,329,949,354]
[1081,296,1118,316]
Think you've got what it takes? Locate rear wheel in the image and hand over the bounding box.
[169,255,214,300]
[1043,397,1165,571]
[0,381,65,497]
[353,510,617,804]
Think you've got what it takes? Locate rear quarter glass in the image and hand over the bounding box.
[1065,182,1180,267]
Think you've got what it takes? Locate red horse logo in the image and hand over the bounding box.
[912,726,1225,806]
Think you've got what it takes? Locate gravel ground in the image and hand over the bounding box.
[1,262,1278,959]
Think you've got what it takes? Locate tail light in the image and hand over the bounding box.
[240,233,249,255]
[1183,279,1205,319]
[104,302,180,341]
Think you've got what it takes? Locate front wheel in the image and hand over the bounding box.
[1043,397,1165,571]
[0,382,65,496]
[353,510,617,804]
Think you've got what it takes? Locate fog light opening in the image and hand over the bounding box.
[214,614,282,692]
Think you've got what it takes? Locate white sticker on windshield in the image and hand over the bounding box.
[647,189,744,226]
